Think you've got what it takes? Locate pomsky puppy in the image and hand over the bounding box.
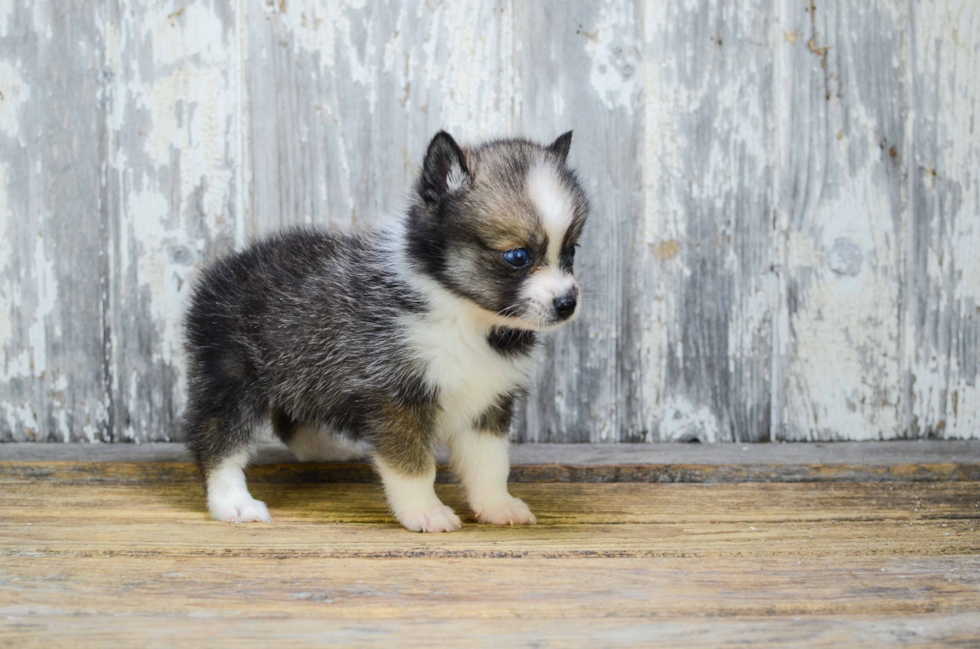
[183,131,589,532]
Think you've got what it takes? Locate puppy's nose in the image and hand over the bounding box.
[553,289,578,320]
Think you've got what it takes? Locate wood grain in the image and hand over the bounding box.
[514,0,646,443]
[3,615,979,649]
[0,468,977,646]
[1,1,978,442]
[641,0,774,443]
[0,1,111,442]
[772,0,908,440]
[103,0,243,443]
[905,1,980,439]
[3,459,980,485]
[6,439,979,465]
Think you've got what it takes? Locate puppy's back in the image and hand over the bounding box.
[183,230,342,380]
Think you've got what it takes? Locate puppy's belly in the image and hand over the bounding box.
[284,425,368,462]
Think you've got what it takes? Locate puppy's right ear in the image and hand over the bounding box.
[418,131,470,204]
[548,130,573,164]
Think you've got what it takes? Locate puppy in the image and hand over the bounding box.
[183,131,589,532]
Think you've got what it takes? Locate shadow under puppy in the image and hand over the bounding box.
[183,131,589,532]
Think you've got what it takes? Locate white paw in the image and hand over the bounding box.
[396,504,462,533]
[473,496,537,526]
[209,495,272,524]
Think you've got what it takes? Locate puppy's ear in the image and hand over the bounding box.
[548,130,573,164]
[419,131,470,204]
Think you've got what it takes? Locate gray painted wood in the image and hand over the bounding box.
[638,0,774,442]
[1,0,977,442]
[5,440,978,468]
[103,0,242,443]
[772,0,909,440]
[0,1,111,442]
[4,440,980,483]
[515,0,647,443]
[905,1,980,439]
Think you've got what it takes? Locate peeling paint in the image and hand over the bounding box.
[654,239,681,261]
[642,0,774,442]
[585,0,641,113]
[0,162,12,356]
[659,397,720,443]
[0,59,29,138]
[772,0,915,441]
[903,1,980,440]
[27,229,57,379]
[3,403,38,438]
[827,238,863,276]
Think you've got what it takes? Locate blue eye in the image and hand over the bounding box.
[502,248,530,268]
[567,244,578,263]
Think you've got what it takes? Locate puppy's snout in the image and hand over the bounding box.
[553,287,579,320]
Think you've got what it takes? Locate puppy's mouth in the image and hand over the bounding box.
[487,297,579,332]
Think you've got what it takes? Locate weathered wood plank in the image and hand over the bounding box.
[772,0,909,440]
[2,614,979,649]
[1,481,977,558]
[3,459,980,484]
[4,439,979,466]
[905,1,980,439]
[0,477,978,646]
[103,0,242,442]
[0,1,111,442]
[2,556,978,619]
[640,0,775,442]
[514,0,645,442]
[5,478,980,523]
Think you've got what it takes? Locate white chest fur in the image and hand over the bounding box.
[402,297,535,436]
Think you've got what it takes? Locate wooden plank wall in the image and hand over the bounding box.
[0,0,977,443]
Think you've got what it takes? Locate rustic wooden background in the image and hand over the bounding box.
[0,0,977,444]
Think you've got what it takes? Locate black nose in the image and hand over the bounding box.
[553,290,578,320]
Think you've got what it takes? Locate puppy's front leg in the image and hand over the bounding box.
[449,429,536,526]
[371,405,460,533]
[374,455,461,533]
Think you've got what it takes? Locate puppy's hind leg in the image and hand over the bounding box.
[185,397,271,524]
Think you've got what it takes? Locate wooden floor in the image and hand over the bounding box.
[1,452,979,647]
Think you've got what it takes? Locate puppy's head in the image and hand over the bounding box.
[406,131,589,331]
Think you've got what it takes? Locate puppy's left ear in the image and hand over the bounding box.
[419,131,470,204]
[548,130,573,164]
